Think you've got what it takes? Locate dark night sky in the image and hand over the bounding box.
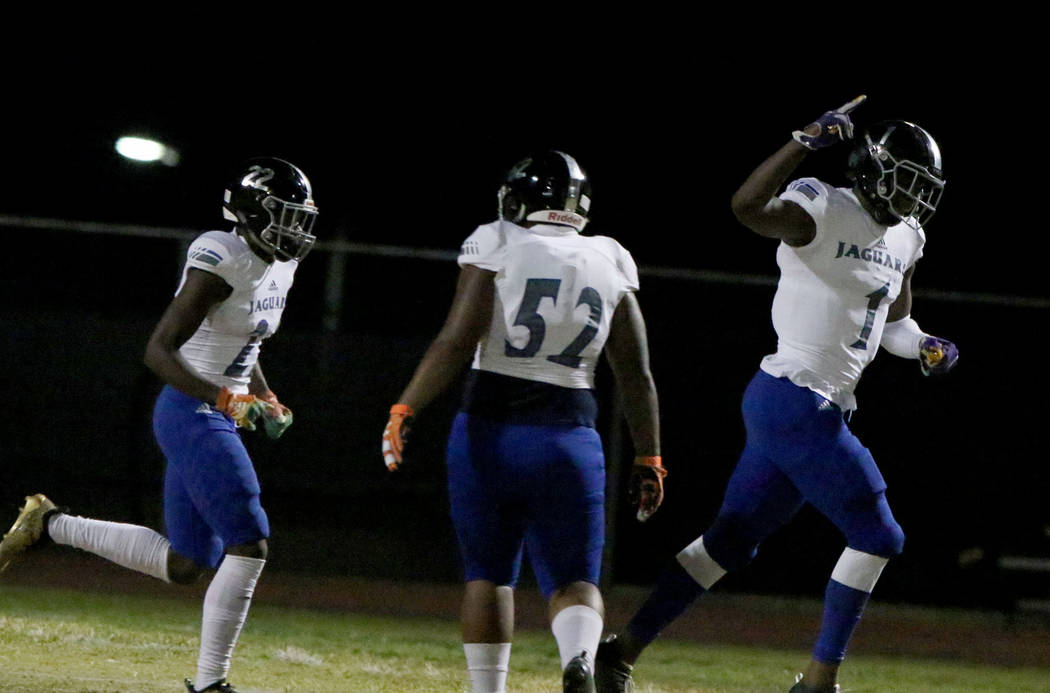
[1,71,1039,301]
[3,55,1048,601]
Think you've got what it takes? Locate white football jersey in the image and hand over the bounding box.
[458,221,640,389]
[175,230,298,393]
[760,178,925,410]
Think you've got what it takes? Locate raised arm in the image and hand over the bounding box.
[732,96,866,247]
[730,140,816,246]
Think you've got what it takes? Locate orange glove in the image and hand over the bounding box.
[382,404,414,471]
[259,390,294,440]
[630,456,668,522]
[215,387,269,431]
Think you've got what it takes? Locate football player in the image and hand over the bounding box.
[594,98,959,693]
[381,151,665,693]
[0,157,318,693]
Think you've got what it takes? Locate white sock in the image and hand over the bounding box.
[830,547,890,592]
[194,555,265,690]
[550,604,603,670]
[463,642,511,693]
[47,514,171,582]
[676,535,727,590]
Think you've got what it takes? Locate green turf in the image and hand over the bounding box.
[1,585,1047,692]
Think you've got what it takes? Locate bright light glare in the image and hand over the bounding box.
[115,136,180,166]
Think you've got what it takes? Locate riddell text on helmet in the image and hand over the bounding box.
[547,211,583,225]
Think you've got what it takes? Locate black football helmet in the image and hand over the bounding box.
[498,150,591,232]
[222,157,318,261]
[846,121,944,229]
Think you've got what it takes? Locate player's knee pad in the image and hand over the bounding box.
[841,491,905,558]
[702,514,763,573]
[167,551,205,585]
[227,538,269,561]
[875,519,906,557]
[848,516,905,558]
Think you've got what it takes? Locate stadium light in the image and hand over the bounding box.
[115,136,180,166]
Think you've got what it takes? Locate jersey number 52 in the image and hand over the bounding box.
[505,278,602,369]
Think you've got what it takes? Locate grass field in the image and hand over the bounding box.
[2,579,1049,693]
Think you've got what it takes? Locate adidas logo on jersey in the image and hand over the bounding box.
[461,240,480,256]
[268,280,280,291]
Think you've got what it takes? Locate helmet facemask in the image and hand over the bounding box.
[870,143,944,229]
[497,183,526,224]
[258,195,318,261]
[847,122,945,230]
[222,158,319,262]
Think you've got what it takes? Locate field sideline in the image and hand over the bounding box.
[1,551,1048,692]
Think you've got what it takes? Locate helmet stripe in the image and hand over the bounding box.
[554,150,585,182]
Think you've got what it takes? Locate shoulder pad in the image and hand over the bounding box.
[458,221,511,270]
[590,235,639,291]
[784,177,828,202]
[187,230,248,264]
[185,231,254,283]
[614,239,639,291]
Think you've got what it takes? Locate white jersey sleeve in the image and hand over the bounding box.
[781,178,830,234]
[762,178,925,409]
[182,231,258,293]
[458,221,638,389]
[176,230,298,393]
[458,222,507,272]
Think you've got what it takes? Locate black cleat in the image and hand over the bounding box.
[185,679,238,692]
[595,635,634,693]
[789,674,840,693]
[563,651,597,693]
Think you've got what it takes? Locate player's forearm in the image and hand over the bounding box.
[396,337,475,414]
[880,316,926,359]
[618,373,661,457]
[248,363,271,397]
[143,344,221,403]
[731,141,809,221]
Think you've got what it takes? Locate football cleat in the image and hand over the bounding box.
[595,635,635,693]
[789,673,840,693]
[596,634,634,688]
[184,679,238,692]
[563,651,597,693]
[0,494,57,574]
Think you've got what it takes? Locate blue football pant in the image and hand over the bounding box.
[446,412,606,598]
[704,370,905,573]
[152,386,270,568]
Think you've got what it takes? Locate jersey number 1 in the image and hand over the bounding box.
[505,278,602,369]
[850,282,890,350]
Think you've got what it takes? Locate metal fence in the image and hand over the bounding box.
[1,215,1045,612]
